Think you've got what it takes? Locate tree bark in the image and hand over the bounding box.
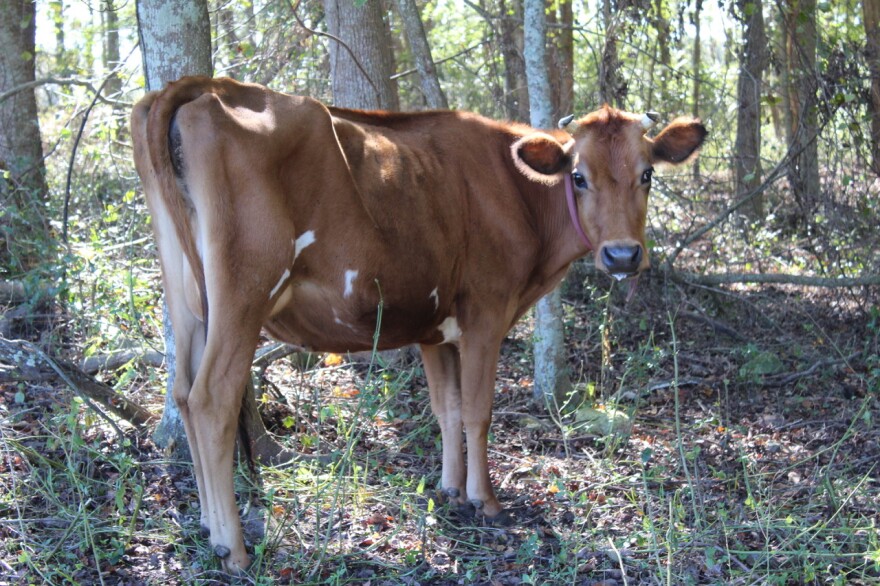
[782,0,820,220]
[599,0,626,107]
[691,0,702,178]
[103,0,121,97]
[524,0,571,404]
[734,0,768,218]
[864,0,880,176]
[136,0,212,456]
[0,0,51,272]
[136,0,213,91]
[395,0,447,109]
[324,0,398,110]
[219,6,243,78]
[499,0,529,121]
[648,0,671,111]
[50,0,67,69]
[550,0,574,120]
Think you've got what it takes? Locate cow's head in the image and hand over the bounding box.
[514,106,707,279]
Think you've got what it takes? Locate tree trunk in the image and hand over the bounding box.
[219,6,243,78]
[396,0,447,109]
[648,0,671,111]
[103,0,121,96]
[50,0,67,69]
[103,0,124,137]
[782,0,820,220]
[324,0,398,110]
[137,0,212,456]
[599,0,625,107]
[500,0,529,121]
[524,0,571,404]
[864,0,880,176]
[734,0,768,217]
[691,0,702,178]
[550,0,574,120]
[136,0,213,92]
[0,0,51,272]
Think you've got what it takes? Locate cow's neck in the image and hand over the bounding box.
[518,172,592,296]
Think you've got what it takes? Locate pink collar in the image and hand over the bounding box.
[565,172,593,251]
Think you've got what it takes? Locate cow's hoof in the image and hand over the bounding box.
[213,544,231,559]
[442,487,461,499]
[220,555,251,577]
[484,508,515,527]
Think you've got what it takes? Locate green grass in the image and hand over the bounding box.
[3,286,879,584]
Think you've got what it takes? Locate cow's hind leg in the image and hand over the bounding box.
[186,303,264,574]
[420,343,467,506]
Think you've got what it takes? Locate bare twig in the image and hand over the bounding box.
[390,41,489,81]
[661,108,838,272]
[678,310,747,341]
[0,77,128,109]
[762,352,861,387]
[61,42,139,248]
[34,346,127,442]
[287,0,382,106]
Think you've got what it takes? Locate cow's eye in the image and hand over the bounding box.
[572,171,588,189]
[641,167,654,185]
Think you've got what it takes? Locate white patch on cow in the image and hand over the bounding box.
[343,269,358,298]
[438,317,462,344]
[270,268,291,298]
[429,287,439,312]
[333,308,356,331]
[269,285,294,317]
[294,230,316,261]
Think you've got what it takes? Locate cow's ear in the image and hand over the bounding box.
[511,133,573,185]
[651,118,707,165]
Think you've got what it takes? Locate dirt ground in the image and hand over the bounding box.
[2,262,878,585]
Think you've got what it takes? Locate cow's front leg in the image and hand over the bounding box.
[459,334,504,518]
[420,343,467,505]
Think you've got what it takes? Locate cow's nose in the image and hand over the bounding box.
[600,244,643,276]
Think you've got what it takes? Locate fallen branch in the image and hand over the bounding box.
[577,261,880,290]
[0,337,156,429]
[667,269,880,288]
[678,310,747,341]
[761,352,861,388]
[81,349,165,375]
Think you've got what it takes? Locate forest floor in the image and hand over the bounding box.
[2,202,880,585]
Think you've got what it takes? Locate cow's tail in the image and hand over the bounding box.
[135,76,217,324]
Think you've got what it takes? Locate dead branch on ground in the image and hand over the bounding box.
[0,337,156,429]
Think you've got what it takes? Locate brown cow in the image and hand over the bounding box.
[131,76,706,573]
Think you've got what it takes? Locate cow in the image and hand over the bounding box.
[131,76,706,573]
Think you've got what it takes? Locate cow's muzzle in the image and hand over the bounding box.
[600,243,643,279]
